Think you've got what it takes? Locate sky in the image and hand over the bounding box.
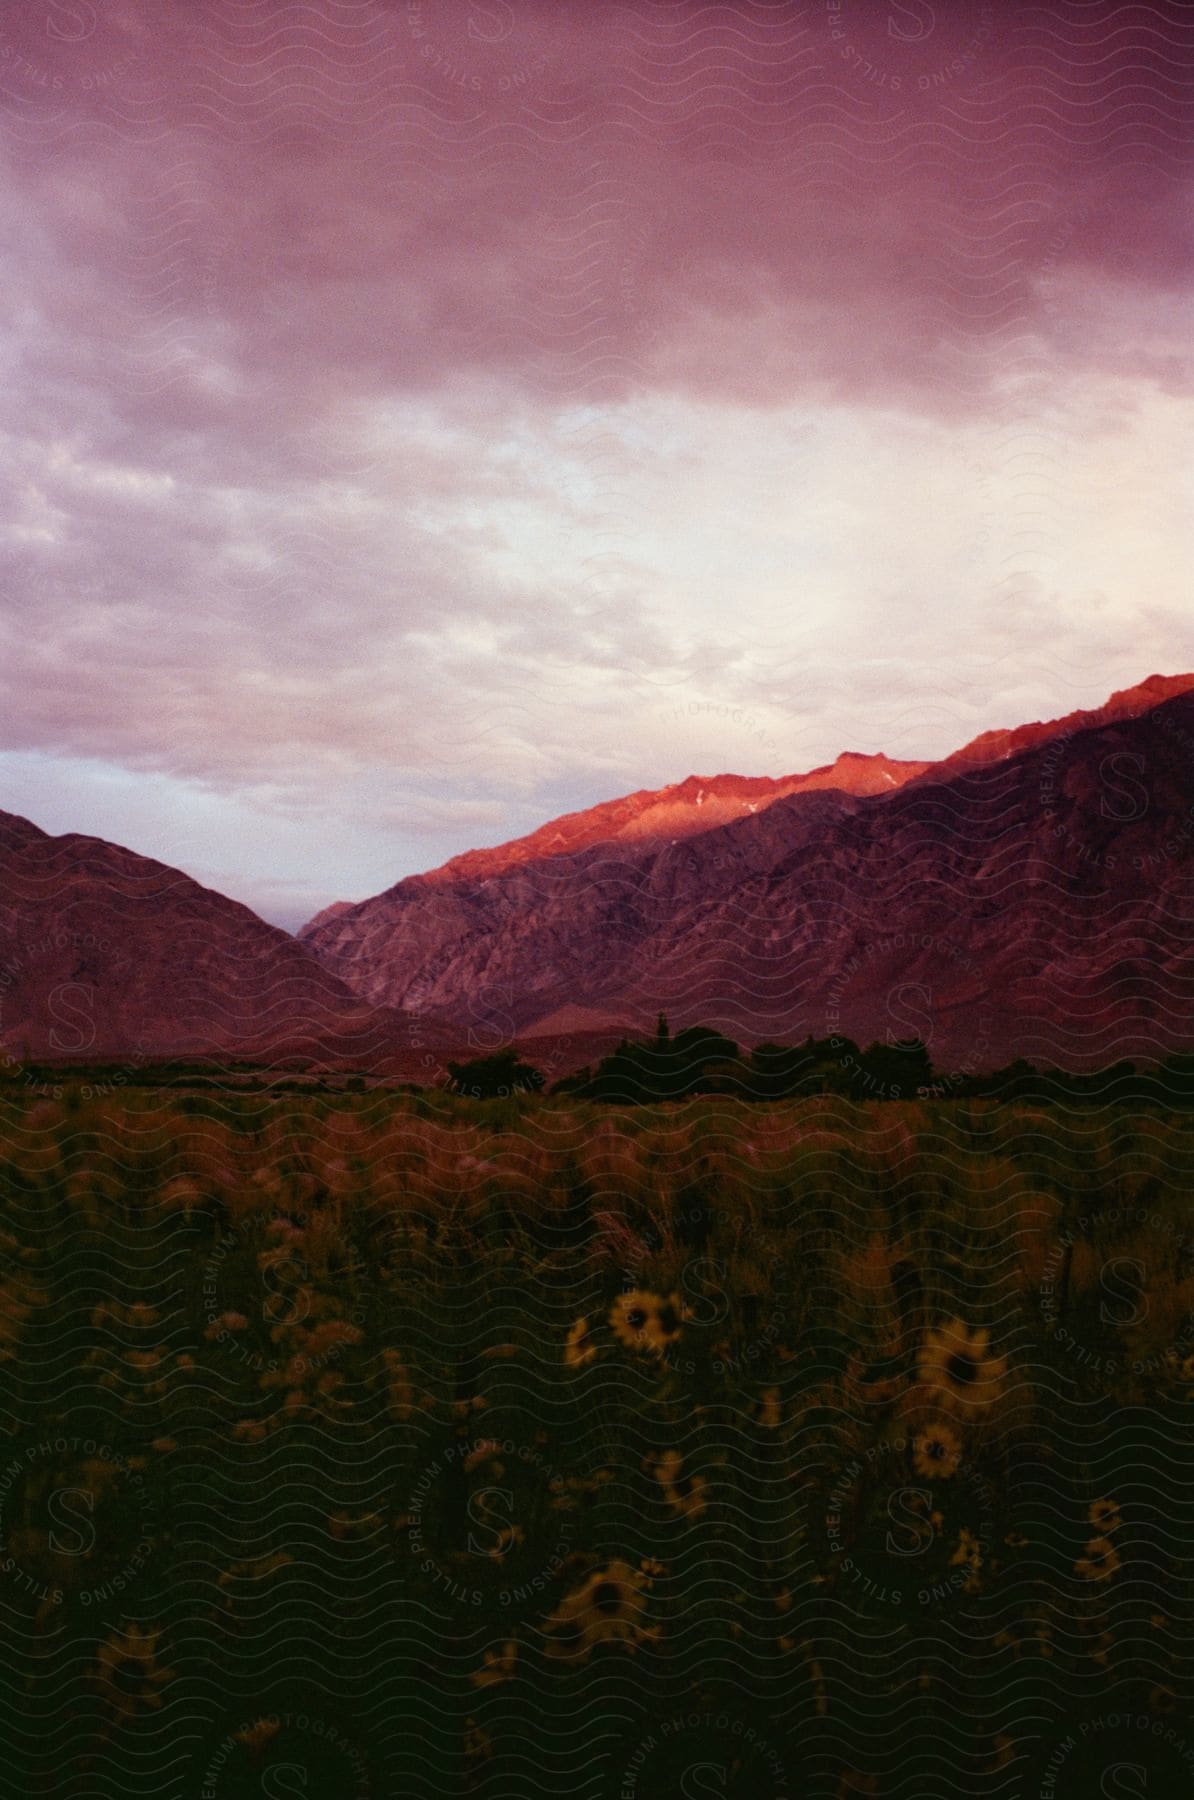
[1,0,1192,930]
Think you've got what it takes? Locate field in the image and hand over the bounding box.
[2,1088,1193,1796]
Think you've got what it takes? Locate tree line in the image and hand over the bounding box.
[448,1015,1194,1106]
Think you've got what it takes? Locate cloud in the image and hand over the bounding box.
[0,0,1191,916]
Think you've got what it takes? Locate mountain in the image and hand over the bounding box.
[933,670,1194,774]
[413,753,932,886]
[0,812,446,1074]
[297,675,1194,1072]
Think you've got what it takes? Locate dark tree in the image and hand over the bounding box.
[445,1048,544,1099]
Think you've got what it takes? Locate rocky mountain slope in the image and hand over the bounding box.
[0,812,446,1073]
[297,676,1194,1071]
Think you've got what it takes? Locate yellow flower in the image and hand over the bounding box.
[989,1735,1016,1773]
[204,1310,250,1339]
[644,1293,684,1353]
[653,1449,707,1519]
[919,1320,1007,1417]
[950,1527,983,1573]
[470,1641,518,1688]
[1088,1497,1122,1533]
[1074,1536,1120,1583]
[217,1551,292,1591]
[92,1624,173,1722]
[948,1526,984,1592]
[609,1290,684,1356]
[564,1317,599,1368]
[236,1717,281,1756]
[609,1290,654,1350]
[463,1718,493,1764]
[542,1559,657,1661]
[540,1592,596,1662]
[912,1421,962,1479]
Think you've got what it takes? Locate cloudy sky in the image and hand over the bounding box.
[1,0,1191,928]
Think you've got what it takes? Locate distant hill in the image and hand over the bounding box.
[0,811,449,1075]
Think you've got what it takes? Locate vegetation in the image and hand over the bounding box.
[445,1045,545,1100]
[8,1023,1194,1113]
[0,1086,1191,1791]
[552,1016,1194,1107]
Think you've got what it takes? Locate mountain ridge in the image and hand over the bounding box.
[5,671,1193,1078]
[296,674,1194,1071]
[302,671,1194,927]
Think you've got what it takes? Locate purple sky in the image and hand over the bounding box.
[1,0,1192,929]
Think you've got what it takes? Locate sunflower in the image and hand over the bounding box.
[808,1650,828,1714]
[609,1290,684,1357]
[918,1320,1007,1417]
[1074,1535,1120,1583]
[949,1527,984,1592]
[1088,1497,1122,1533]
[912,1421,962,1480]
[92,1624,174,1722]
[541,1588,591,1661]
[564,1317,599,1369]
[989,1735,1016,1774]
[542,1559,657,1660]
[204,1311,250,1339]
[463,1718,493,1765]
[236,1717,281,1756]
[470,1640,518,1689]
[950,1528,983,1573]
[653,1449,707,1519]
[583,1560,657,1645]
[609,1290,654,1350]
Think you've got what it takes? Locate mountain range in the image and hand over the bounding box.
[298,672,1194,1072]
[3,672,1194,1076]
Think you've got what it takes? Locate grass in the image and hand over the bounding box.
[1,1088,1192,1795]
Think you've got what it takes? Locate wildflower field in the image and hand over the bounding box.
[1,1086,1193,1796]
